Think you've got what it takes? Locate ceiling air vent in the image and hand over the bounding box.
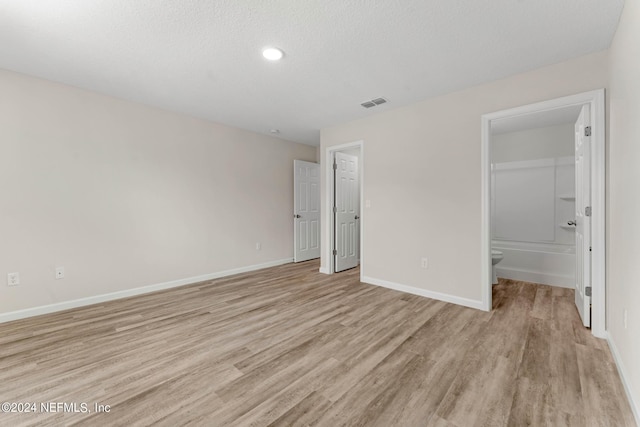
[360,97,388,109]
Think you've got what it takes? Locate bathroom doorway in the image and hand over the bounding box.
[323,141,364,274]
[481,90,606,337]
[490,106,580,287]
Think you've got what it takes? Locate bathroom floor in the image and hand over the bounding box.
[0,264,634,426]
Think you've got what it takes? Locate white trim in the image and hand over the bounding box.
[606,332,640,426]
[590,89,606,338]
[481,114,492,311]
[0,258,293,324]
[322,140,364,280]
[481,89,606,338]
[362,276,484,310]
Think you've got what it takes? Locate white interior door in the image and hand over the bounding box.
[334,152,359,272]
[574,104,591,327]
[294,160,320,262]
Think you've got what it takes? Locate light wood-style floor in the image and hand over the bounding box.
[0,261,635,426]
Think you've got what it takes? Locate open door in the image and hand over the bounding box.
[574,104,591,327]
[334,152,359,272]
[294,160,320,262]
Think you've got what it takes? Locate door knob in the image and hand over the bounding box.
[355,215,360,220]
[294,214,301,218]
[567,220,576,226]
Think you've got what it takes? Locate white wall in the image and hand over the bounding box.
[321,51,607,305]
[0,69,316,315]
[492,123,574,163]
[492,124,576,248]
[608,0,640,420]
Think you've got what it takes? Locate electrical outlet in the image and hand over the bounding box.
[421,257,428,269]
[256,242,261,250]
[365,200,371,208]
[624,309,628,330]
[55,267,65,280]
[7,272,19,286]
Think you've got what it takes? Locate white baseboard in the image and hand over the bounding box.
[0,258,293,324]
[605,332,640,426]
[496,266,573,288]
[319,267,331,274]
[360,276,484,310]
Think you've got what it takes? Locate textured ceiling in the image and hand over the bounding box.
[0,1,624,146]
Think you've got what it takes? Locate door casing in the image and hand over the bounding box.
[334,152,360,272]
[293,160,321,262]
[322,141,364,276]
[481,89,606,338]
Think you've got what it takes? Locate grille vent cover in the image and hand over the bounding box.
[361,97,388,108]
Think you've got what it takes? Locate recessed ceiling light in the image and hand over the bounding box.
[270,129,280,134]
[262,47,284,61]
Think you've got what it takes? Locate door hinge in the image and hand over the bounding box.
[585,286,592,297]
[333,249,337,256]
[333,206,337,214]
[333,162,337,170]
[585,126,591,137]
[585,206,591,217]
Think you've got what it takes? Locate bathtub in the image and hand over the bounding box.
[492,240,575,288]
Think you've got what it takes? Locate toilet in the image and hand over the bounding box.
[491,250,503,284]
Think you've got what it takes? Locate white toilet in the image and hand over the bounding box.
[491,250,503,284]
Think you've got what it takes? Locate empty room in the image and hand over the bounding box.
[1,1,639,426]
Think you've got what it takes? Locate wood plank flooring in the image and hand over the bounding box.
[0,261,635,426]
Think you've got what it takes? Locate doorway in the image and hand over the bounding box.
[481,90,606,338]
[293,160,321,262]
[324,141,364,274]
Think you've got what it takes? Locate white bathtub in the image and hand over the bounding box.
[492,240,575,288]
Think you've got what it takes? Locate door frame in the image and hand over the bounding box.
[293,159,321,263]
[480,89,606,338]
[322,140,364,275]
